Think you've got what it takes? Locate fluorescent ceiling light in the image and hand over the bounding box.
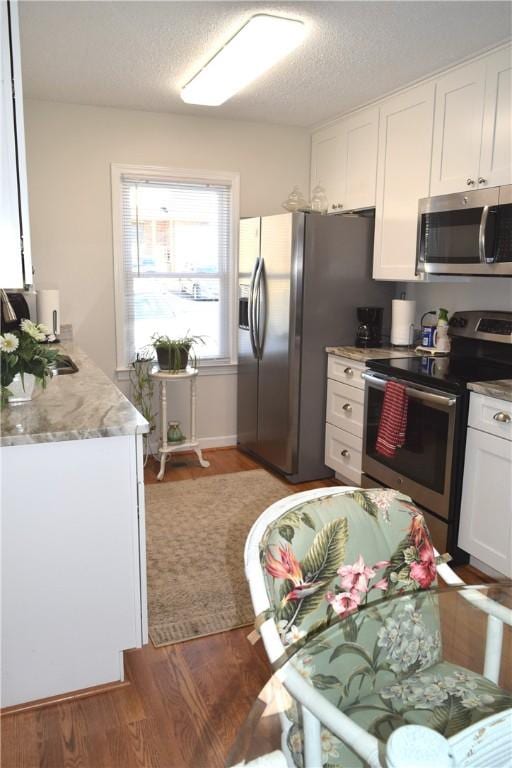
[181,14,306,106]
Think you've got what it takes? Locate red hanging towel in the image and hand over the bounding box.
[375,381,408,458]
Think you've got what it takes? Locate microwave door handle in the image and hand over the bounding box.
[479,205,490,264]
[361,372,457,407]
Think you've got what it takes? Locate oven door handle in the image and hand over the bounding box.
[361,372,457,407]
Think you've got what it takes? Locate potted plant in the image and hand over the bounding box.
[129,351,156,437]
[151,333,204,373]
[0,320,61,407]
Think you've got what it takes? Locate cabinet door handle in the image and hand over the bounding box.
[344,367,353,376]
[493,411,511,423]
[340,449,350,458]
[466,178,475,186]
[342,403,352,412]
[478,177,487,185]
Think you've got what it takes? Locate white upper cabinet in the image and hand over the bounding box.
[340,106,379,211]
[310,123,345,213]
[479,46,512,188]
[430,60,486,195]
[373,82,435,281]
[0,0,32,289]
[310,105,379,212]
[431,46,512,195]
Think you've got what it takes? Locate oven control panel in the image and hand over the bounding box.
[477,318,512,336]
[449,310,512,343]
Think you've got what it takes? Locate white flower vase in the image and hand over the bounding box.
[7,373,39,404]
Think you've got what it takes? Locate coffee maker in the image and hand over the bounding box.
[355,306,384,348]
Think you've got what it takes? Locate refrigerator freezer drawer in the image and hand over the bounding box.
[327,355,366,390]
[326,379,364,437]
[325,423,363,484]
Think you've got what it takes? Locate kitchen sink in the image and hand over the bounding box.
[50,355,79,375]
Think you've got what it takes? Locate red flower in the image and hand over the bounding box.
[265,544,303,584]
[410,544,436,588]
[408,512,429,550]
[284,580,326,603]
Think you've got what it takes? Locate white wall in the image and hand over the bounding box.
[399,278,512,326]
[24,99,310,444]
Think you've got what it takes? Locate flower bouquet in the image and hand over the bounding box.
[0,320,60,407]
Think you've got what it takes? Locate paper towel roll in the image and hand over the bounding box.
[391,299,416,346]
[37,289,60,336]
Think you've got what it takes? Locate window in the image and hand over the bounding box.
[112,165,239,369]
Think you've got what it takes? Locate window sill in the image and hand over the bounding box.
[116,362,238,382]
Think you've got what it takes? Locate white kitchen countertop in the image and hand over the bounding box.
[326,345,419,362]
[467,380,512,402]
[0,343,149,447]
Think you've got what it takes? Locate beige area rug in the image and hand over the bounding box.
[145,469,294,647]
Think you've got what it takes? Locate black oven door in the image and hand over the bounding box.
[362,372,460,520]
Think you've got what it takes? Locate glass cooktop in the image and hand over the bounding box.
[366,355,512,394]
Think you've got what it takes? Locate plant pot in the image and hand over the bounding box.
[132,359,154,377]
[167,421,185,443]
[7,373,39,403]
[156,345,190,372]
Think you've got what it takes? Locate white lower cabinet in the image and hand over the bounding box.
[1,434,147,707]
[325,423,362,485]
[325,354,365,484]
[458,393,512,577]
[326,379,364,436]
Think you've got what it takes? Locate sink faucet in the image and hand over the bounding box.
[0,289,17,325]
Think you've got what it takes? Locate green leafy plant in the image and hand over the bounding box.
[129,352,156,434]
[0,320,60,407]
[151,333,204,372]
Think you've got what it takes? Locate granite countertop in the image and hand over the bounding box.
[467,380,512,403]
[325,345,420,362]
[1,343,149,447]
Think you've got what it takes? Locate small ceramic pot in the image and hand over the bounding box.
[167,421,185,443]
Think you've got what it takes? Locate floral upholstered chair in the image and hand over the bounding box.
[244,486,512,768]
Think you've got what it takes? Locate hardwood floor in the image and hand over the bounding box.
[0,448,495,768]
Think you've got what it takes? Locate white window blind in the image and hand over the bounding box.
[119,173,233,365]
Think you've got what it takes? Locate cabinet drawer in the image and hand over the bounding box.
[326,379,364,436]
[327,355,366,389]
[468,393,512,441]
[325,423,362,484]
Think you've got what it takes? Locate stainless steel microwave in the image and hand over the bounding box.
[416,184,512,276]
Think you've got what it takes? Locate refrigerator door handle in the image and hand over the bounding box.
[248,258,259,358]
[253,257,265,359]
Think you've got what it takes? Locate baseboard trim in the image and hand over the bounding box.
[1,679,130,716]
[469,556,506,580]
[198,435,237,449]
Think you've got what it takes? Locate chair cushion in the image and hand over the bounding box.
[260,489,438,647]
[285,661,512,768]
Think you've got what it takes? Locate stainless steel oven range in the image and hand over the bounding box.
[362,311,512,562]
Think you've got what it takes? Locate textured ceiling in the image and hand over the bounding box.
[19,1,512,127]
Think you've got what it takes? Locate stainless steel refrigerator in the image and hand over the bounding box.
[237,212,395,483]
